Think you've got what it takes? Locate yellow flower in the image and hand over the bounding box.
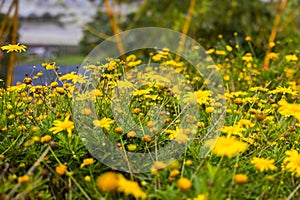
[96,172,119,192]
[23,77,32,84]
[56,164,67,176]
[250,157,277,172]
[50,81,59,88]
[162,60,184,67]
[80,158,95,168]
[215,50,226,55]
[245,36,252,42]
[127,60,142,67]
[226,45,233,52]
[285,68,295,78]
[222,125,245,138]
[242,53,253,62]
[42,62,56,70]
[18,175,30,184]
[114,127,123,134]
[269,42,275,48]
[132,88,152,96]
[107,60,117,71]
[185,160,193,166]
[169,169,180,177]
[269,86,297,96]
[165,127,180,140]
[59,72,77,81]
[210,136,248,158]
[205,107,214,113]
[126,54,137,62]
[127,131,136,138]
[193,194,208,200]
[127,144,137,151]
[184,90,211,105]
[205,48,215,54]
[18,125,27,131]
[49,115,74,137]
[278,99,300,122]
[40,135,52,143]
[1,43,27,53]
[197,122,205,128]
[223,74,230,81]
[117,174,147,199]
[233,174,248,185]
[177,177,192,191]
[283,149,300,177]
[93,117,114,130]
[142,135,152,142]
[285,54,298,62]
[84,175,91,182]
[152,53,166,61]
[125,54,141,67]
[81,108,92,115]
[268,52,279,60]
[238,119,255,128]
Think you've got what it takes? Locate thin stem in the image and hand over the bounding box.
[176,0,196,61]
[263,0,288,70]
[103,0,125,56]
[8,145,50,198]
[287,181,300,200]
[6,0,18,87]
[49,147,92,200]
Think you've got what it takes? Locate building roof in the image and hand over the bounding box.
[0,0,141,46]
[19,22,82,46]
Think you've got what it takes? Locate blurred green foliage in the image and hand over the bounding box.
[80,0,300,56]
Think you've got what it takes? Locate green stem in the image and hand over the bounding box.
[49,147,91,200]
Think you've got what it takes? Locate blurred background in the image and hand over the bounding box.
[0,0,299,86]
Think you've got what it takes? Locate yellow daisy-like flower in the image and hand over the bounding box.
[127,60,142,67]
[226,45,233,52]
[18,175,30,184]
[40,135,52,143]
[55,164,67,176]
[242,53,253,62]
[282,149,300,177]
[42,62,56,70]
[245,36,252,42]
[193,194,208,200]
[215,50,226,56]
[250,157,277,172]
[132,88,152,96]
[269,86,297,96]
[96,171,146,199]
[209,136,248,158]
[177,177,192,191]
[183,90,211,105]
[80,158,95,168]
[49,115,74,137]
[152,53,166,61]
[1,43,27,53]
[117,174,147,199]
[285,54,298,62]
[278,99,300,122]
[222,125,246,138]
[233,174,248,185]
[169,169,180,177]
[93,117,114,130]
[126,54,137,62]
[96,172,119,192]
[268,52,279,60]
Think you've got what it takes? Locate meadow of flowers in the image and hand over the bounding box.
[0,34,300,200]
